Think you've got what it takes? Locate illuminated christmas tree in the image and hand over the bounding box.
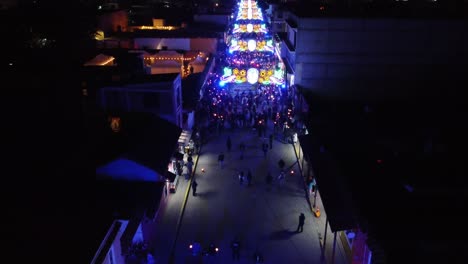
[219,0,285,89]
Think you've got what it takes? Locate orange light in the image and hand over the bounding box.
[99,57,115,66]
[314,208,321,217]
[110,117,121,132]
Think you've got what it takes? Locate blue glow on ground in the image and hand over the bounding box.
[96,158,160,182]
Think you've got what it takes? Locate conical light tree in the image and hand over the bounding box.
[219,0,285,88]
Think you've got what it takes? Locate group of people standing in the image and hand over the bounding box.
[195,78,301,142]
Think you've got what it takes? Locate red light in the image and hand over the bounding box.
[377,159,382,164]
[320,6,325,11]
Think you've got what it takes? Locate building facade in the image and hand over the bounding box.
[98,74,183,128]
[279,13,468,100]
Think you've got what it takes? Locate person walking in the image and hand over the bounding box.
[247,169,252,186]
[227,136,232,152]
[239,142,246,160]
[266,172,273,186]
[231,238,240,260]
[238,171,245,185]
[262,142,268,158]
[278,159,285,171]
[253,249,264,263]
[296,213,305,232]
[277,171,285,187]
[218,153,225,168]
[186,160,193,180]
[192,180,198,196]
[308,177,316,196]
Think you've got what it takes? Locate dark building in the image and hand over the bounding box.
[273,1,468,101]
[276,1,468,262]
[299,89,467,263]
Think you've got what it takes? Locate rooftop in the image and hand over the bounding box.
[113,27,222,38]
[93,111,182,174]
[287,2,468,19]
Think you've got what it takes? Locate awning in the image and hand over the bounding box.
[96,158,163,182]
[166,171,177,182]
[174,152,184,160]
[121,112,182,174]
[178,130,192,145]
[299,134,357,232]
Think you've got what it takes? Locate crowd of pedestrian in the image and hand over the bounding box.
[194,73,303,143]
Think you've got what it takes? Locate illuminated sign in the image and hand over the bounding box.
[247,68,259,84]
[247,40,256,52]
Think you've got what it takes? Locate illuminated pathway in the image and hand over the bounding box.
[173,126,327,263]
[148,1,349,263]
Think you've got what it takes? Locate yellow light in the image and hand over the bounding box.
[100,57,115,66]
[95,30,105,40]
[138,25,177,31]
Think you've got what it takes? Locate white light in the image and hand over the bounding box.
[247,39,256,51]
[247,68,259,84]
[246,24,253,33]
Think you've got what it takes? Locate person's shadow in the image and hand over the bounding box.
[196,190,218,199]
[267,229,297,240]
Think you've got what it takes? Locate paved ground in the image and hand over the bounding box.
[146,123,349,264]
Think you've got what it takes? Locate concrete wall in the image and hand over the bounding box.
[190,38,218,54]
[285,18,468,101]
[98,10,129,33]
[135,38,190,50]
[150,66,181,75]
[99,77,183,127]
[134,38,217,53]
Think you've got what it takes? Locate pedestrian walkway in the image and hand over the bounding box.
[142,152,201,264]
[161,124,349,264]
